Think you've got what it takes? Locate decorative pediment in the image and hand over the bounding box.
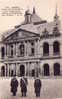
[3,29,39,42]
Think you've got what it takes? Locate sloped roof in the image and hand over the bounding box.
[2,28,18,39]
[2,23,39,40]
[35,20,61,35]
[20,23,39,34]
[2,20,60,40]
[1,8,61,40]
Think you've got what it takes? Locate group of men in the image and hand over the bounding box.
[10,76,42,97]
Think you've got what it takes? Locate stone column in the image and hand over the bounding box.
[40,63,43,76]
[37,40,40,57]
[9,64,11,76]
[34,62,37,77]
[49,43,53,57]
[0,65,1,76]
[24,63,26,76]
[6,64,10,77]
[50,64,54,76]
[15,63,17,76]
[6,64,10,76]
[35,41,38,56]
[7,64,10,76]
[4,64,7,77]
[38,61,41,77]
[27,62,29,76]
[7,45,10,57]
[16,43,19,56]
[13,44,16,57]
[27,41,31,56]
[35,62,40,77]
[60,43,62,56]
[16,63,19,76]
[14,63,16,76]
[25,62,28,76]
[28,62,30,76]
[5,64,8,76]
[40,43,43,57]
[0,45,1,59]
[4,45,6,58]
[24,42,27,57]
[60,63,62,75]
[5,44,7,58]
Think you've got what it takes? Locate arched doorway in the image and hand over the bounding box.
[54,63,60,76]
[11,70,14,76]
[1,66,5,76]
[43,64,50,76]
[20,65,25,76]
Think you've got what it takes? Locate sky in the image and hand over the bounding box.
[0,0,61,34]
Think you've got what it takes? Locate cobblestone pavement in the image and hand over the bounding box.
[0,77,62,99]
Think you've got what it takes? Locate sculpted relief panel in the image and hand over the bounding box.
[4,29,37,42]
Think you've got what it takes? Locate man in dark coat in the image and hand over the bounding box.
[10,76,18,96]
[20,77,28,97]
[34,78,42,97]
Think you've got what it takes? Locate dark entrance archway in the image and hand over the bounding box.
[1,66,5,76]
[32,69,35,77]
[11,70,14,76]
[54,63,60,76]
[43,64,50,76]
[20,65,25,77]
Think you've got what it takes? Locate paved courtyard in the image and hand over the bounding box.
[0,77,62,99]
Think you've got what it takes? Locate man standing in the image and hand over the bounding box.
[10,76,18,96]
[20,77,28,97]
[34,78,42,97]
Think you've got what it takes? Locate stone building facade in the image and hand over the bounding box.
[0,7,62,77]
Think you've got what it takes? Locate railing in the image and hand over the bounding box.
[0,52,61,61]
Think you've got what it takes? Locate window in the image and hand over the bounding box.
[1,47,5,58]
[53,26,60,35]
[54,63,60,76]
[30,41,35,56]
[19,44,24,56]
[42,28,48,35]
[1,66,5,76]
[11,45,13,57]
[43,63,50,76]
[20,65,25,76]
[31,42,34,46]
[31,48,34,56]
[43,42,49,56]
[53,41,60,55]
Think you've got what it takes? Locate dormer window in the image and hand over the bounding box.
[42,28,48,35]
[53,26,60,35]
